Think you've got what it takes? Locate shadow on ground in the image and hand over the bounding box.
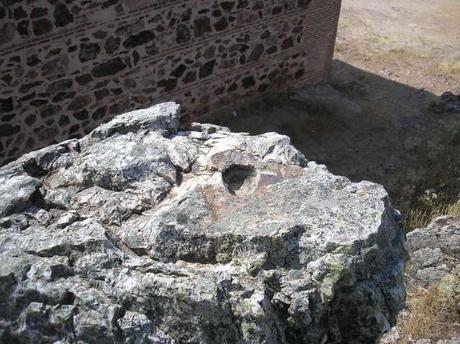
[204,60,460,226]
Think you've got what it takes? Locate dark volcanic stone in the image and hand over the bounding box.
[132,50,140,65]
[0,98,13,113]
[193,17,212,37]
[32,18,53,36]
[1,74,13,86]
[79,43,101,62]
[25,114,36,125]
[53,91,76,102]
[92,106,107,121]
[199,59,216,79]
[19,81,43,94]
[92,58,127,78]
[171,64,187,78]
[0,123,19,137]
[261,30,270,39]
[95,89,109,101]
[19,92,36,102]
[13,6,27,20]
[123,30,155,48]
[30,99,48,106]
[67,95,92,111]
[297,0,312,8]
[93,30,107,39]
[176,24,191,44]
[58,115,70,126]
[108,97,129,114]
[26,55,41,67]
[76,74,93,86]
[30,7,48,18]
[17,20,29,36]
[9,56,20,63]
[111,88,123,96]
[227,83,238,92]
[41,55,69,76]
[272,6,282,15]
[68,124,81,135]
[183,71,196,84]
[1,113,15,122]
[203,46,216,59]
[295,68,304,79]
[158,78,177,92]
[214,17,229,31]
[74,110,89,121]
[0,22,16,46]
[102,0,119,9]
[281,37,294,50]
[242,75,255,89]
[54,1,74,27]
[247,43,264,63]
[105,36,121,54]
[266,46,277,54]
[46,79,73,93]
[221,1,235,12]
[40,105,60,119]
[258,84,269,92]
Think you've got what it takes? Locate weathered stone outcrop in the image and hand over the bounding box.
[0,103,406,343]
[406,216,460,288]
[380,216,460,344]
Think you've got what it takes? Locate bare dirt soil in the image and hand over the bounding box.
[336,0,460,95]
[205,0,460,230]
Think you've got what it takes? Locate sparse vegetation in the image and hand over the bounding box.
[405,199,460,230]
[398,269,460,343]
[447,200,460,217]
[434,60,460,79]
[403,125,460,230]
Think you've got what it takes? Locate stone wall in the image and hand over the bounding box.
[0,0,342,164]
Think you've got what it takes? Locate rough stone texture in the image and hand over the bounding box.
[0,103,406,343]
[0,0,342,165]
[380,216,460,344]
[405,216,460,288]
[432,92,460,113]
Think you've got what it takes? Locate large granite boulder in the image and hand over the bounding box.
[0,103,406,343]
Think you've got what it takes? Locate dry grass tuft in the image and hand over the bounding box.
[405,199,460,230]
[434,60,460,78]
[405,207,441,231]
[398,269,460,343]
[447,200,460,217]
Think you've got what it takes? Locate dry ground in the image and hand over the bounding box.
[334,0,460,225]
[336,0,460,95]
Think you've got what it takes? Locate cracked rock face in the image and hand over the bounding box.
[406,216,460,288]
[0,103,406,343]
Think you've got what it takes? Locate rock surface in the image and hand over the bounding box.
[0,103,406,343]
[406,216,460,288]
[380,216,460,344]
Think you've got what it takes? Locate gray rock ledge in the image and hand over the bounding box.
[406,215,460,289]
[0,103,406,344]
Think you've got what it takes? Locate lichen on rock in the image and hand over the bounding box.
[0,103,406,343]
